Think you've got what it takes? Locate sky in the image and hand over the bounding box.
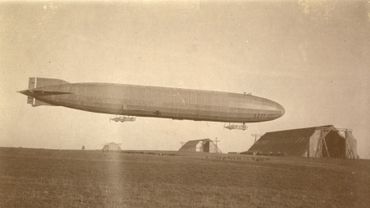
[0,1,369,158]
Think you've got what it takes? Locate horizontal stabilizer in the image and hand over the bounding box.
[19,89,71,96]
[19,89,70,107]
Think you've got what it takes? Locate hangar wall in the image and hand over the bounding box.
[179,139,221,153]
[246,125,358,159]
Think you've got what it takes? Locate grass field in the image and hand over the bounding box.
[0,147,369,208]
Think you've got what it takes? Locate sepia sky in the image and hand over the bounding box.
[0,1,369,158]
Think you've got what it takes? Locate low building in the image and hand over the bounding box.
[179,139,221,153]
[243,125,358,159]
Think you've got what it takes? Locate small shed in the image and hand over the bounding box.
[179,139,221,153]
[102,142,121,152]
[244,125,358,159]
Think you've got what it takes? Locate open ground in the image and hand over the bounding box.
[0,147,369,208]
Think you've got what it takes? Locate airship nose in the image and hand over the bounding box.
[265,99,285,119]
[278,103,285,116]
[274,102,285,117]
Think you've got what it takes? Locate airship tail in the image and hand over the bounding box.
[27,97,52,107]
[27,77,69,89]
[23,77,69,107]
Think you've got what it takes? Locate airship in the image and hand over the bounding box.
[19,77,285,125]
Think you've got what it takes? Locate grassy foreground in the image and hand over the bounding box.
[0,147,369,208]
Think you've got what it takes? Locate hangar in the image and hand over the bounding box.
[102,142,122,152]
[179,139,222,153]
[245,125,358,159]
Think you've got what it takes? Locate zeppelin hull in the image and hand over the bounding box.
[20,78,285,123]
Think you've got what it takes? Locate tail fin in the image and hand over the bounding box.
[28,77,69,89]
[26,77,69,107]
[28,98,53,107]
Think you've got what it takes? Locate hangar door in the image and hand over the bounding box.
[323,131,345,158]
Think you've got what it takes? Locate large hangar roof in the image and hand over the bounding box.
[248,125,334,155]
